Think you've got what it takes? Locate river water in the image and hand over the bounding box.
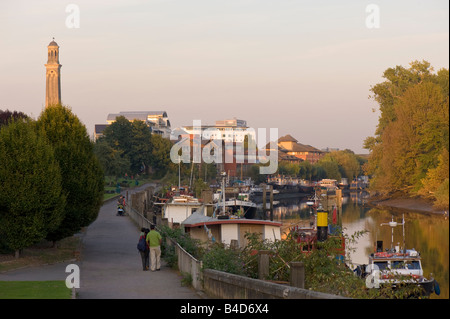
[264,193,449,299]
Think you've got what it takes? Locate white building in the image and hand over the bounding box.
[94,111,171,139]
[182,118,255,143]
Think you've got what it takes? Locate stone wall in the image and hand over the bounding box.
[203,269,348,299]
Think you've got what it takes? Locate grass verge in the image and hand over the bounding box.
[0,281,71,299]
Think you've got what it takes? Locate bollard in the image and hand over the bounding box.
[289,262,305,289]
[258,250,270,280]
[317,209,328,242]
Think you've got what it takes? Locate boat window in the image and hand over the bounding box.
[406,261,421,270]
[391,261,406,269]
[374,261,389,270]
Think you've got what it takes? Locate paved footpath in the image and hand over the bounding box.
[0,185,202,300]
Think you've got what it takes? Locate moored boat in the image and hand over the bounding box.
[354,214,440,297]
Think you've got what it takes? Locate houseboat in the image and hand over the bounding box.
[266,175,314,196]
[319,179,338,194]
[216,197,258,219]
[213,172,258,219]
[182,212,282,248]
[160,195,206,226]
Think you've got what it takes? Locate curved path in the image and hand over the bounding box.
[0,185,202,299]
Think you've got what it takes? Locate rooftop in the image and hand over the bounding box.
[107,111,168,122]
[182,212,282,228]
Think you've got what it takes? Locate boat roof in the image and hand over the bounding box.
[182,212,282,228]
[370,250,421,261]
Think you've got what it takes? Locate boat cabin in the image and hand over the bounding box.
[182,212,282,248]
[368,249,424,281]
[161,195,206,226]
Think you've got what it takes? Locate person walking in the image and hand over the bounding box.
[146,224,162,271]
[137,227,150,270]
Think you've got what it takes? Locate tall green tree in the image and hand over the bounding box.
[324,150,361,181]
[93,138,130,177]
[150,133,176,174]
[0,119,65,257]
[129,120,153,174]
[317,157,341,181]
[37,105,104,242]
[99,116,154,175]
[364,61,449,203]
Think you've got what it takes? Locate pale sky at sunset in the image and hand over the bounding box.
[0,0,448,153]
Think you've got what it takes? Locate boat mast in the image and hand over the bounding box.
[380,214,405,251]
[402,214,406,254]
[221,171,226,214]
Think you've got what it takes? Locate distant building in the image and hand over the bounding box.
[267,134,323,164]
[94,124,109,140]
[94,111,171,140]
[179,118,256,177]
[45,39,62,107]
[182,118,253,143]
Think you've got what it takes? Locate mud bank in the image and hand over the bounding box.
[368,197,447,215]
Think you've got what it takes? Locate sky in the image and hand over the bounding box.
[0,0,448,154]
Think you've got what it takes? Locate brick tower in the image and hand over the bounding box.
[45,38,62,107]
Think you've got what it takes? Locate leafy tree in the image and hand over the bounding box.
[193,178,209,198]
[129,120,153,174]
[93,138,130,177]
[0,109,29,128]
[0,119,65,257]
[100,116,134,174]
[277,161,300,176]
[364,61,449,204]
[419,147,449,208]
[37,105,104,243]
[381,82,448,192]
[150,133,175,173]
[298,161,313,180]
[324,150,361,180]
[317,157,341,180]
[99,116,158,175]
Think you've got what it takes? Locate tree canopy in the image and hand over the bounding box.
[0,119,65,256]
[364,61,449,208]
[274,150,364,182]
[37,105,104,242]
[96,116,175,177]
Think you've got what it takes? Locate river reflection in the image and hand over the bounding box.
[266,193,449,299]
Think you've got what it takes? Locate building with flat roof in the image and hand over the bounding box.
[182,118,252,143]
[94,111,171,140]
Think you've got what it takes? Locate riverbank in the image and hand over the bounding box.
[368,195,448,215]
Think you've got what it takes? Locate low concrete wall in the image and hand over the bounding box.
[203,269,348,299]
[175,244,203,290]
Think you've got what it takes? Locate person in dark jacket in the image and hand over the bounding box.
[138,227,150,270]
